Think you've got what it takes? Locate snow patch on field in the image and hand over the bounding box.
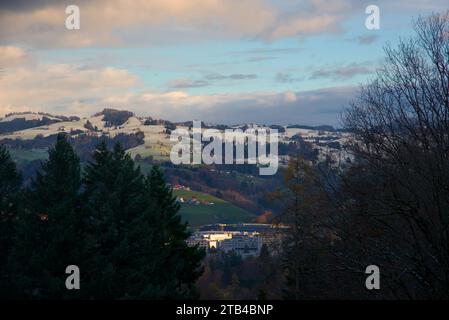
[0,113,60,122]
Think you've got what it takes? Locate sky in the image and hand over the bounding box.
[0,0,447,126]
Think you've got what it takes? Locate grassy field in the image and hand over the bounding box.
[174,189,225,203]
[138,163,256,226]
[173,189,256,227]
[127,143,172,162]
[179,204,255,227]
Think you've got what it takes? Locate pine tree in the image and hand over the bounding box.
[9,134,85,298]
[145,166,205,298]
[147,166,188,243]
[82,144,204,299]
[0,145,22,296]
[82,141,148,298]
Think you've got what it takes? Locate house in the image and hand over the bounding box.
[177,197,185,203]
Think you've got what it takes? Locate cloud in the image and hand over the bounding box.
[262,14,341,41]
[283,91,298,103]
[167,73,258,89]
[2,0,448,48]
[167,79,209,89]
[229,47,304,64]
[0,0,363,48]
[275,72,304,83]
[246,56,277,63]
[116,86,355,126]
[309,62,374,80]
[0,62,140,116]
[0,0,276,48]
[0,0,81,11]
[205,73,258,81]
[0,46,356,125]
[230,47,304,56]
[0,55,355,125]
[355,34,379,45]
[0,46,30,68]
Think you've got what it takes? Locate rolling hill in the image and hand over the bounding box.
[6,148,256,227]
[1,108,352,227]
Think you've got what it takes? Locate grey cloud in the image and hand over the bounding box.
[127,86,358,126]
[246,56,277,62]
[230,47,302,63]
[167,73,258,89]
[205,73,258,80]
[167,79,209,89]
[230,47,304,56]
[275,72,304,83]
[0,0,64,11]
[310,63,374,80]
[1,1,448,48]
[355,34,379,45]
[200,87,357,126]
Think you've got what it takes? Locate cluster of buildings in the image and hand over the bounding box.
[177,196,214,206]
[172,184,191,191]
[173,185,216,205]
[186,223,288,258]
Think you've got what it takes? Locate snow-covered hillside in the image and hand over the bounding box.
[0,109,352,164]
[0,112,75,123]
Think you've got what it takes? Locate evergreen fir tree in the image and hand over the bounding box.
[145,166,204,298]
[82,143,204,299]
[5,138,205,299]
[83,141,149,298]
[0,145,22,296]
[9,134,85,298]
[147,166,188,242]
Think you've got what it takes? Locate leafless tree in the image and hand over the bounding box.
[341,11,449,299]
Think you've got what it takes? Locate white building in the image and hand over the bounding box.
[219,233,263,258]
[187,230,264,257]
